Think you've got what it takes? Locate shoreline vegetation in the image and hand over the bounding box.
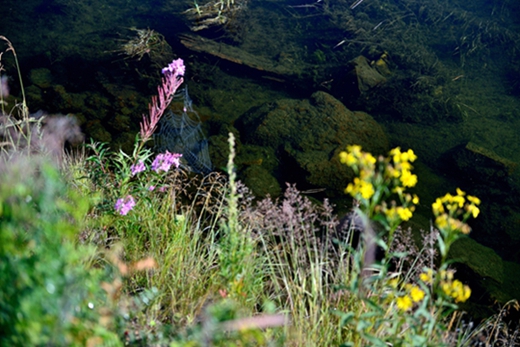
[1,36,519,346]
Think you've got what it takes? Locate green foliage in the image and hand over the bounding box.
[0,157,119,346]
[83,134,284,346]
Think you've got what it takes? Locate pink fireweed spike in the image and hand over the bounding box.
[140,58,185,143]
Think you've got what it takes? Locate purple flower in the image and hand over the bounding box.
[130,161,146,176]
[151,151,182,173]
[162,58,185,77]
[115,195,136,216]
[148,185,155,191]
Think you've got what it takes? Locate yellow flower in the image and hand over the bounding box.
[390,147,402,163]
[387,278,400,288]
[467,195,481,205]
[384,206,398,220]
[400,169,417,188]
[359,180,375,200]
[339,151,347,163]
[396,295,413,311]
[452,195,465,208]
[359,168,373,180]
[441,282,452,297]
[397,207,413,221]
[412,194,419,204]
[435,215,449,229]
[340,151,358,166]
[467,204,480,218]
[419,269,434,284]
[345,182,356,195]
[445,280,471,303]
[406,149,417,162]
[432,198,444,215]
[347,145,362,156]
[400,149,417,163]
[457,284,471,303]
[399,161,412,172]
[440,270,454,281]
[387,166,400,179]
[409,286,425,302]
[362,153,377,166]
[440,193,453,203]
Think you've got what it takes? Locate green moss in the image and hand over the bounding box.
[449,236,503,283]
[449,237,520,302]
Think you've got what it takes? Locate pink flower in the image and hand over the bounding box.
[162,58,185,77]
[130,161,146,176]
[115,195,136,215]
[151,151,182,173]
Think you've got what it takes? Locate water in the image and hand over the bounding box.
[2,0,520,299]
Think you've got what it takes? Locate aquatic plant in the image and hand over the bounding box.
[116,28,173,68]
[184,0,247,31]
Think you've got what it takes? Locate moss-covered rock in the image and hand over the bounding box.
[449,236,504,284]
[235,91,388,196]
[242,165,282,198]
[29,68,53,89]
[449,236,520,302]
[84,120,112,143]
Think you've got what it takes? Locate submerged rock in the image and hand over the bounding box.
[236,91,388,196]
[29,68,53,89]
[450,236,520,304]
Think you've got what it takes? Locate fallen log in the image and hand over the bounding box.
[179,33,305,78]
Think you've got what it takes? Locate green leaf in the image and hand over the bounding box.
[411,334,428,346]
[362,333,388,347]
[337,312,355,326]
[437,236,446,257]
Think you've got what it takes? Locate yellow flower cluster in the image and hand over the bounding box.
[389,147,418,188]
[432,188,481,235]
[346,177,375,200]
[396,283,426,311]
[381,203,417,223]
[419,268,471,303]
[442,279,471,303]
[340,145,377,200]
[340,146,419,224]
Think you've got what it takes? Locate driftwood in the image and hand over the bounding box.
[179,33,306,78]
